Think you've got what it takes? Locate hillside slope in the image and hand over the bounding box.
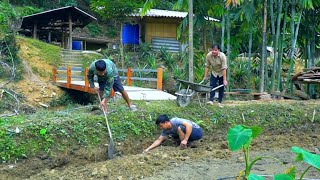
[12,36,64,109]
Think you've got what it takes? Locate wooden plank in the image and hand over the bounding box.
[52,68,57,83]
[131,69,158,73]
[270,92,302,100]
[224,92,263,96]
[84,67,89,92]
[303,67,320,72]
[157,67,163,90]
[130,77,157,81]
[67,66,71,88]
[53,67,164,94]
[127,68,132,86]
[58,66,84,71]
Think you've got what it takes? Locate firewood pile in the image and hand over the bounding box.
[292,67,320,84]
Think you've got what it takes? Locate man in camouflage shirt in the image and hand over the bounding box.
[87,59,136,111]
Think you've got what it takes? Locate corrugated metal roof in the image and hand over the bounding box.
[23,6,97,20]
[132,9,219,22]
[132,9,187,18]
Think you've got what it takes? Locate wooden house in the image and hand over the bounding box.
[125,9,219,52]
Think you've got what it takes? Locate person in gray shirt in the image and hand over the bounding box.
[144,114,203,153]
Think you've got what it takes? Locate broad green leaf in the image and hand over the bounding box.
[274,174,293,180]
[243,125,263,139]
[292,146,320,169]
[248,174,264,180]
[227,125,252,151]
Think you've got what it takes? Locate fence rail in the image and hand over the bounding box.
[52,67,163,94]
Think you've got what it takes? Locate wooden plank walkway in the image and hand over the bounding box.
[54,80,176,100]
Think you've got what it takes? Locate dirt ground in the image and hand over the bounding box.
[0,125,319,180]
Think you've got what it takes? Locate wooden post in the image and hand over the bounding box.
[67,66,71,88]
[157,68,163,90]
[110,89,115,98]
[68,12,73,50]
[84,67,89,92]
[33,22,37,39]
[127,68,133,86]
[52,68,57,83]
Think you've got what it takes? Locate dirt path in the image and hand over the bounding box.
[1,127,319,180]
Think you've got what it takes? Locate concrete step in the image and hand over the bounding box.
[152,38,178,43]
[151,42,180,48]
[61,63,83,67]
[150,45,180,52]
[63,59,82,63]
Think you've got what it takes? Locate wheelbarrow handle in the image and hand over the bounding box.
[211,84,224,91]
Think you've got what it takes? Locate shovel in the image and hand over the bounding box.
[211,84,225,91]
[97,92,114,159]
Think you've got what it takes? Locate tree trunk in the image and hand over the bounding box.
[274,0,283,91]
[221,15,225,52]
[287,0,302,94]
[309,9,316,97]
[188,0,194,82]
[277,2,288,92]
[260,0,267,93]
[286,0,296,94]
[226,6,231,91]
[269,0,275,92]
[247,0,254,90]
[311,9,315,66]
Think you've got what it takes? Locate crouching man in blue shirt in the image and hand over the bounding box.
[143,114,203,153]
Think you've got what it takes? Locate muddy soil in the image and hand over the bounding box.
[0,125,319,180]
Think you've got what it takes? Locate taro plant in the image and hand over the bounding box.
[228,125,320,180]
[291,146,320,180]
[227,125,285,179]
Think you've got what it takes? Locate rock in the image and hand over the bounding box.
[237,156,245,163]
[220,141,228,149]
[162,153,168,158]
[39,102,49,108]
[315,147,320,155]
[51,92,57,97]
[28,87,34,92]
[50,169,56,174]
[91,168,98,176]
[260,93,272,100]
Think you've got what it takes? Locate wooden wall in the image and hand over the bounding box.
[145,22,178,42]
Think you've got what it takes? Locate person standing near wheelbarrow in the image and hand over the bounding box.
[87,59,137,112]
[203,44,228,108]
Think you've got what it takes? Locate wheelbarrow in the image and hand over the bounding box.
[174,79,224,107]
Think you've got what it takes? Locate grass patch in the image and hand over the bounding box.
[0,100,319,163]
[16,36,62,67]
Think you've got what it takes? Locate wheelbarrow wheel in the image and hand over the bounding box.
[176,89,193,107]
